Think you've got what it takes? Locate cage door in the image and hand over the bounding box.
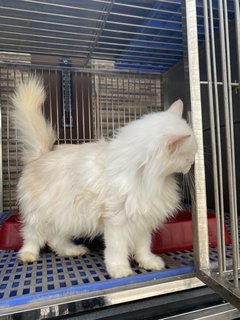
[185,0,240,309]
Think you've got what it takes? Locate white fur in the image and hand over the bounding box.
[12,77,197,279]
[11,77,56,164]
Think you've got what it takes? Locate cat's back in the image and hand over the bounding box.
[19,141,107,194]
[31,140,106,169]
[52,141,106,166]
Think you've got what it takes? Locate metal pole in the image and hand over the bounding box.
[203,0,224,274]
[208,0,226,271]
[184,0,209,270]
[218,0,239,288]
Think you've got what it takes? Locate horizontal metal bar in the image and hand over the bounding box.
[200,81,240,86]
[0,40,180,64]
[0,18,183,42]
[155,0,235,11]
[0,14,99,31]
[8,0,197,20]
[162,303,240,320]
[0,60,163,77]
[0,275,203,319]
[0,14,184,36]
[0,36,182,58]
[197,269,240,310]
[0,6,183,30]
[1,0,184,24]
[114,1,181,14]
[23,1,205,28]
[0,22,183,45]
[17,0,110,15]
[19,0,183,17]
[0,29,183,51]
[90,0,235,12]
[114,1,229,19]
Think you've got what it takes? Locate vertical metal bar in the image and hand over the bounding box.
[234,0,240,95]
[14,69,18,179]
[139,77,142,117]
[88,72,92,142]
[6,69,11,210]
[106,75,109,137]
[208,0,226,272]
[41,69,44,123]
[75,72,79,144]
[203,0,224,274]
[48,69,53,126]
[218,0,239,287]
[185,0,209,270]
[93,75,97,140]
[152,78,155,113]
[111,76,114,136]
[81,72,85,143]
[134,76,137,120]
[55,70,60,144]
[95,74,100,140]
[158,77,161,111]
[69,73,73,144]
[62,74,67,144]
[99,75,103,137]
[223,0,239,272]
[153,77,156,113]
[123,77,126,126]
[233,0,240,277]
[117,77,120,129]
[0,68,3,212]
[128,75,131,123]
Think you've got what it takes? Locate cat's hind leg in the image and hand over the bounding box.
[18,225,45,262]
[48,237,88,257]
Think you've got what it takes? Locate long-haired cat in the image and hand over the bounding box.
[12,77,197,279]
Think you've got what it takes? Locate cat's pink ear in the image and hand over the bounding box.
[167,134,191,153]
[168,99,183,117]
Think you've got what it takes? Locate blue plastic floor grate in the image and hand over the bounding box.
[0,247,195,308]
[0,250,108,300]
[0,211,235,310]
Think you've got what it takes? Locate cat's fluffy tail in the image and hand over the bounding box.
[12,76,56,163]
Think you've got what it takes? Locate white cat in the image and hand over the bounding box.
[12,77,197,279]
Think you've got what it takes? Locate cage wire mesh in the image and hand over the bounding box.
[0,61,161,211]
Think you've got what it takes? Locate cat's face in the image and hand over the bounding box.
[168,135,197,175]
[164,99,197,175]
[113,99,197,177]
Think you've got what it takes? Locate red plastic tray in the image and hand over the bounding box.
[0,210,232,252]
[0,212,23,250]
[152,210,232,253]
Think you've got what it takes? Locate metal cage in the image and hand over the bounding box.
[0,0,240,318]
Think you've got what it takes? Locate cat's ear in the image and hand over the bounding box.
[168,99,183,118]
[167,134,191,154]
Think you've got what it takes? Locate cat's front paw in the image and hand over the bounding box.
[18,251,38,263]
[107,265,134,279]
[137,255,165,271]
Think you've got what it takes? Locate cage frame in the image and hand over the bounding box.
[0,0,240,317]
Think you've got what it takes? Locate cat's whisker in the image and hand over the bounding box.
[182,169,196,210]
